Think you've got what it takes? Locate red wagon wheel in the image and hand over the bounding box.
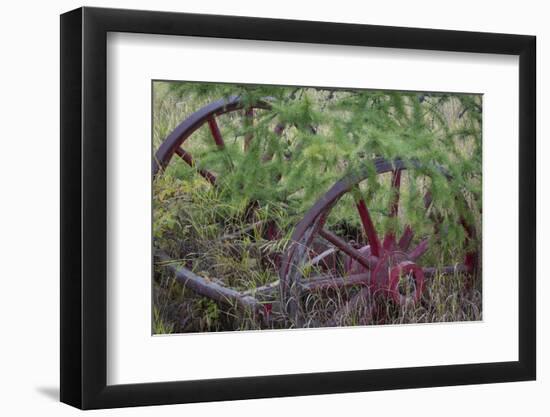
[279,157,478,326]
[152,95,280,181]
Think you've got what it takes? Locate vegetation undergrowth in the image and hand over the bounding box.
[153,81,482,334]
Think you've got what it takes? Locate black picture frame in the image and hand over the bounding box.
[60,6,536,410]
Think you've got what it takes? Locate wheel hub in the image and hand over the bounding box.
[346,242,425,305]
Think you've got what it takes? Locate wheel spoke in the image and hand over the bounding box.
[408,238,429,260]
[207,116,225,149]
[382,233,396,251]
[301,272,371,292]
[459,217,478,273]
[356,198,381,257]
[382,168,403,250]
[281,213,329,283]
[389,169,402,217]
[423,190,445,236]
[304,247,337,268]
[423,190,432,208]
[398,225,414,251]
[319,229,377,270]
[243,107,254,151]
[175,148,217,185]
[262,123,285,162]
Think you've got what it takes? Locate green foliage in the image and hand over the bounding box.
[152,81,482,333]
[154,80,481,252]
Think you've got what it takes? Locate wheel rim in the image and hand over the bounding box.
[279,157,478,325]
[152,96,275,180]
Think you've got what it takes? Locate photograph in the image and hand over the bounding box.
[52,3,539,412]
[152,81,482,334]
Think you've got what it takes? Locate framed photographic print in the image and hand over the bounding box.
[60,6,536,409]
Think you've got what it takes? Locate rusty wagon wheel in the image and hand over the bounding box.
[152,95,283,182]
[152,95,289,326]
[279,157,479,327]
